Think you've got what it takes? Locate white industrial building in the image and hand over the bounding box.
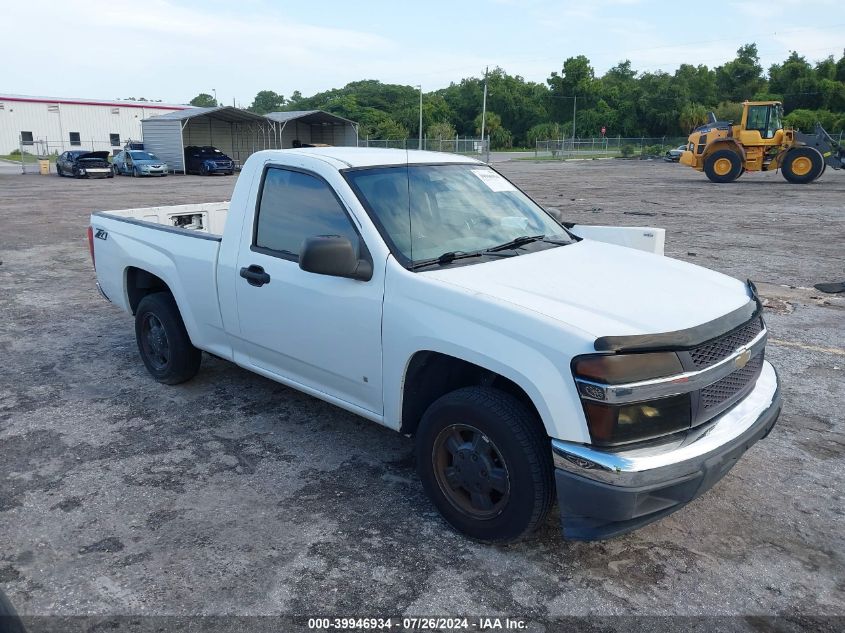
[0,93,191,156]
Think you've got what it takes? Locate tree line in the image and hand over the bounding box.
[191,44,845,148]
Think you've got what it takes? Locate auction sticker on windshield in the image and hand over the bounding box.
[471,169,517,192]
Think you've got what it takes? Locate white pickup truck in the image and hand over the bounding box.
[89,148,781,542]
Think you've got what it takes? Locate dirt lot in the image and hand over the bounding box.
[1,160,843,628]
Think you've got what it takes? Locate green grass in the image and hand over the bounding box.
[0,154,56,163]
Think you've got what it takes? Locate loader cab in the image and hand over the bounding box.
[740,102,784,144]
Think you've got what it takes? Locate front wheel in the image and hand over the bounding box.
[704,149,743,183]
[782,147,824,184]
[135,292,201,384]
[415,386,554,543]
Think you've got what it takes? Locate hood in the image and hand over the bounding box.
[134,159,166,165]
[77,151,111,160]
[422,240,751,340]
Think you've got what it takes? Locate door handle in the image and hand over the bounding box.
[239,265,271,287]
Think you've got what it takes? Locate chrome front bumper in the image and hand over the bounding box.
[552,360,781,539]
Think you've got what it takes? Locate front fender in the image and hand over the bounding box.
[383,264,593,443]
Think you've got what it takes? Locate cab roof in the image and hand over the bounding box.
[255,147,483,169]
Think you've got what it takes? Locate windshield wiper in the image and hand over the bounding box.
[485,234,546,253]
[408,251,484,270]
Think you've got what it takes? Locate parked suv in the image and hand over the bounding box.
[184,146,235,176]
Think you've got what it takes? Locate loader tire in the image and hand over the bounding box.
[704,149,743,183]
[782,147,824,184]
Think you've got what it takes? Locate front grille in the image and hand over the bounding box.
[689,317,763,368]
[700,352,764,410]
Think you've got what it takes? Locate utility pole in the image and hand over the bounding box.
[480,66,488,149]
[572,94,577,146]
[417,85,423,150]
[212,88,218,106]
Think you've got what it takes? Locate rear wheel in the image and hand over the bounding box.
[704,149,743,183]
[415,386,554,543]
[782,147,824,184]
[56,164,63,177]
[134,292,201,384]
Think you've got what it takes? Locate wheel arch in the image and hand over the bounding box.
[703,139,745,161]
[399,350,547,439]
[125,266,171,315]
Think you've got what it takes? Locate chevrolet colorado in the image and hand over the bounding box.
[89,148,781,542]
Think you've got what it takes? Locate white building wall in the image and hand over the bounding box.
[0,97,187,155]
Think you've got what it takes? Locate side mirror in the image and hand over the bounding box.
[299,236,372,281]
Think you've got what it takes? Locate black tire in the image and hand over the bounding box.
[782,147,824,184]
[704,148,743,183]
[415,386,554,543]
[200,164,210,176]
[132,167,139,178]
[56,164,63,177]
[134,292,201,384]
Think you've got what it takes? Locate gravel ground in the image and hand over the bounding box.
[0,160,843,629]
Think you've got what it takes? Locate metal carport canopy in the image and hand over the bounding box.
[142,106,278,174]
[265,110,359,148]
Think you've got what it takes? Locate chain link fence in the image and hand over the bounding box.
[358,137,490,162]
[535,137,689,160]
[11,136,121,174]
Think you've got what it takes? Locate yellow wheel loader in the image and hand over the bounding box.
[680,101,845,183]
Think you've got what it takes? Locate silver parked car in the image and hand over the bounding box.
[113,150,169,177]
[664,144,688,162]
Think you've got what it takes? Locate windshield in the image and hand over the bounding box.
[130,151,160,161]
[770,104,783,134]
[345,164,570,265]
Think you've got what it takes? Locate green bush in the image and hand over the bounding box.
[620,145,635,157]
[641,144,664,157]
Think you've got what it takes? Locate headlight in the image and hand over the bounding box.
[573,352,691,445]
[581,394,692,445]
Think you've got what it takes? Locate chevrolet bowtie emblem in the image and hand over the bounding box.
[735,348,751,369]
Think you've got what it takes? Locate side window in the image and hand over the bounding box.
[746,106,768,134]
[255,168,359,260]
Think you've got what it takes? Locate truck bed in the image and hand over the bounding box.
[91,202,232,360]
[100,202,230,236]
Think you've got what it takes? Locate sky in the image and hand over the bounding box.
[3,0,843,105]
